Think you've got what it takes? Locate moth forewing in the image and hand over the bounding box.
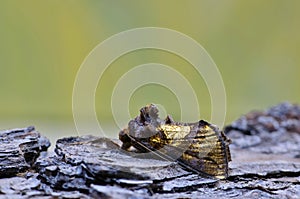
[186,126,219,159]
[157,125,191,139]
[158,125,192,149]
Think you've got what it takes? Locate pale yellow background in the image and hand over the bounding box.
[1,1,299,144]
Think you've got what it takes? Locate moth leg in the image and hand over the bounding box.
[119,129,132,150]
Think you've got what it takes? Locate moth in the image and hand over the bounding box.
[119,104,231,179]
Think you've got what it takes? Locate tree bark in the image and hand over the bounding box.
[0,102,299,198]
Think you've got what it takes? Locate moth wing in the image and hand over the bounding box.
[178,127,230,179]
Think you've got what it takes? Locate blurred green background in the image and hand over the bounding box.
[1,1,299,144]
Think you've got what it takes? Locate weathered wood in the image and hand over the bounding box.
[0,102,299,198]
[0,126,50,177]
[223,102,300,198]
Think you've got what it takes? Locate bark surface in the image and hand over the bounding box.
[0,102,299,199]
